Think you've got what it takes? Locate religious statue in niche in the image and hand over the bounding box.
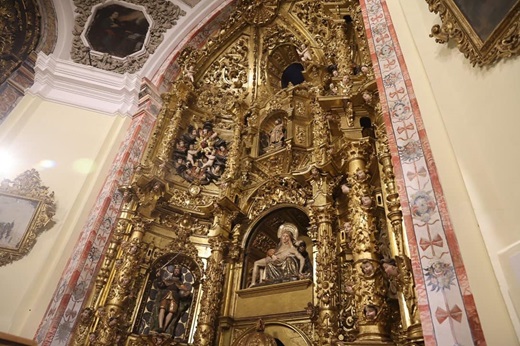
[172,121,228,185]
[259,118,286,155]
[249,223,312,287]
[86,4,149,58]
[146,264,193,337]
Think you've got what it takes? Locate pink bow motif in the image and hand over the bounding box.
[389,87,404,98]
[407,167,427,181]
[420,234,443,251]
[435,305,463,324]
[397,122,414,134]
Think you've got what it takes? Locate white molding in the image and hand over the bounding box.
[28,53,141,115]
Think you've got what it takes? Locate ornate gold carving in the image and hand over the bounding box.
[0,169,56,266]
[80,1,422,345]
[158,213,210,237]
[293,1,333,50]
[375,122,422,339]
[426,0,520,66]
[167,187,216,212]
[247,177,310,219]
[201,36,250,95]
[262,23,299,54]
[290,149,312,172]
[311,100,330,165]
[193,235,229,345]
[308,202,339,344]
[235,319,277,346]
[344,139,390,341]
[239,0,281,26]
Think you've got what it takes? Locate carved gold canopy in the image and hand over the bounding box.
[73,1,423,345]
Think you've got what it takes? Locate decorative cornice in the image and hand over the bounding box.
[28,53,141,115]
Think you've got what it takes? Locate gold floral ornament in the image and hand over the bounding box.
[0,169,56,266]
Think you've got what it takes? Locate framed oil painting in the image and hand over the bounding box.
[426,0,520,66]
[72,0,186,73]
[0,169,56,266]
[85,4,150,58]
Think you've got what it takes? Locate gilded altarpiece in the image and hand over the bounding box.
[73,1,424,345]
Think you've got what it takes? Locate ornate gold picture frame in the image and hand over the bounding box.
[426,0,520,66]
[0,169,56,266]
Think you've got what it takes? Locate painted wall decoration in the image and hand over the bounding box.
[362,0,485,344]
[86,4,149,58]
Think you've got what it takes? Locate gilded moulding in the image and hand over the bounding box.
[426,0,520,66]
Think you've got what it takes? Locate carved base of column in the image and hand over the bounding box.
[406,323,424,345]
[356,324,391,343]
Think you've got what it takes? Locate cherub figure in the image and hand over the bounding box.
[183,65,195,83]
[297,44,312,62]
[339,75,351,95]
[201,148,216,169]
[329,82,338,95]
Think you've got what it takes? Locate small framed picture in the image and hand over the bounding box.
[0,194,39,251]
[0,170,55,266]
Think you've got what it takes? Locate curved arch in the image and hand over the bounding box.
[150,252,204,282]
[138,252,202,338]
[232,321,312,346]
[240,205,311,288]
[240,204,309,250]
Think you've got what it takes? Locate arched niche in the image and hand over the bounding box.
[241,205,311,289]
[135,253,202,342]
[258,110,289,155]
[266,44,302,92]
[233,322,312,346]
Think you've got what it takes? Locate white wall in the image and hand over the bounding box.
[0,95,130,338]
[386,1,520,344]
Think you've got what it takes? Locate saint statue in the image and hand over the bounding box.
[150,264,192,335]
[269,119,285,147]
[249,223,307,287]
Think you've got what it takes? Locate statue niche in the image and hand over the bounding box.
[244,208,312,288]
[138,255,199,342]
[259,114,287,155]
[171,120,229,185]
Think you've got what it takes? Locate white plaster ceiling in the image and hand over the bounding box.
[52,0,225,80]
[35,0,227,115]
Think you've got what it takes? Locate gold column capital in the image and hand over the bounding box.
[344,137,373,165]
